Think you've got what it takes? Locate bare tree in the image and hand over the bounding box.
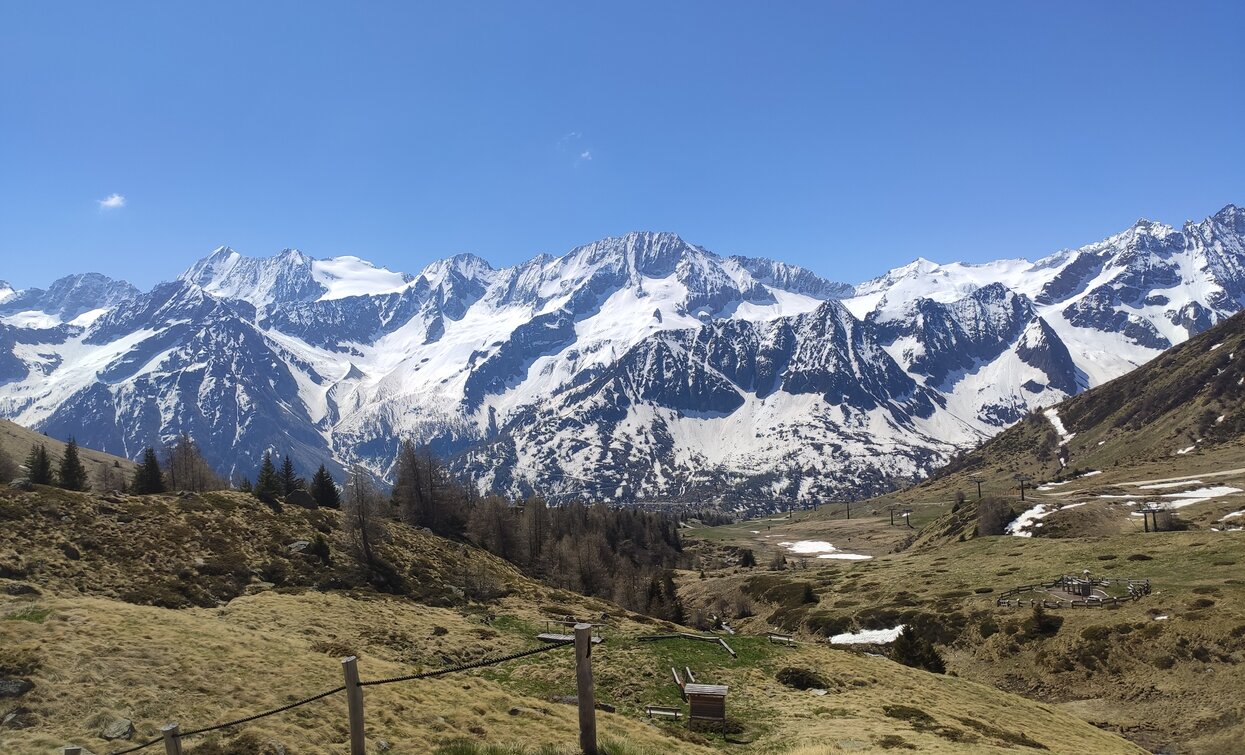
[163,433,226,492]
[977,498,1014,536]
[342,465,387,570]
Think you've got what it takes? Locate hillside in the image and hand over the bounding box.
[0,418,137,489]
[899,309,1245,546]
[0,484,1139,754]
[675,311,1245,753]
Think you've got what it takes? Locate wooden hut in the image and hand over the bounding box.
[684,683,728,723]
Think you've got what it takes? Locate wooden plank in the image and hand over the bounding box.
[646,706,682,719]
[684,666,696,684]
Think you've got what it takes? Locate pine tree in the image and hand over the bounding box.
[279,453,303,496]
[254,451,281,504]
[238,477,253,493]
[25,443,53,485]
[56,437,89,491]
[890,626,946,674]
[310,464,340,508]
[131,447,166,494]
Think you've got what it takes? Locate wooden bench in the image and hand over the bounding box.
[646,705,682,719]
[536,633,603,644]
[768,633,795,646]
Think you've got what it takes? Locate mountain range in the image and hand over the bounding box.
[1,204,1241,504]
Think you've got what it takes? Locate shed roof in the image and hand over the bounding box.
[684,683,728,696]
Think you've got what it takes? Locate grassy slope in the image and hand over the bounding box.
[679,313,1245,752]
[0,418,138,486]
[0,485,1139,754]
[682,516,1245,753]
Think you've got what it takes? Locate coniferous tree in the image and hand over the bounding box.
[25,444,54,485]
[56,437,90,491]
[131,447,166,494]
[238,476,253,493]
[279,454,303,496]
[890,627,946,674]
[254,451,281,504]
[310,464,340,509]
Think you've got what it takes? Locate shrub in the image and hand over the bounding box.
[776,666,828,690]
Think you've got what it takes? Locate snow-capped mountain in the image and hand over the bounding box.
[0,206,1241,504]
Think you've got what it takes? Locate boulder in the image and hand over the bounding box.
[284,489,317,510]
[0,679,33,698]
[101,718,135,740]
[3,583,39,596]
[7,479,32,491]
[287,540,311,554]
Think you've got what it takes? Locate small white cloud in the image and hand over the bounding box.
[579,150,593,161]
[98,193,126,210]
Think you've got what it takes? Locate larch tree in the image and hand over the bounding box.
[391,440,426,527]
[342,465,386,571]
[164,433,225,492]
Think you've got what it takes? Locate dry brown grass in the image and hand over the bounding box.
[0,589,1142,754]
[0,486,1142,754]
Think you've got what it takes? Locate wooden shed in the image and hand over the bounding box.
[684,683,728,722]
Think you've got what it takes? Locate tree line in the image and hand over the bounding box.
[8,430,692,621]
[337,439,689,620]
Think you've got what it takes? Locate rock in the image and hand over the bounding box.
[0,679,33,698]
[508,707,522,716]
[595,702,616,713]
[101,718,135,740]
[284,489,317,509]
[287,540,311,554]
[375,739,391,752]
[8,478,33,491]
[59,543,81,560]
[4,583,39,596]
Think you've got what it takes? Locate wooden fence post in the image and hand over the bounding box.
[574,623,598,755]
[161,723,183,755]
[61,747,83,755]
[342,656,366,755]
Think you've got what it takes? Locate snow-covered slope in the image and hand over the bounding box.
[0,206,1242,504]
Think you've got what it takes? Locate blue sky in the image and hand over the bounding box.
[2,2,1242,290]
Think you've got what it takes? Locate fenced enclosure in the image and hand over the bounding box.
[995,574,1151,609]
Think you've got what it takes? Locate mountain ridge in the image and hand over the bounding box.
[0,207,1242,503]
